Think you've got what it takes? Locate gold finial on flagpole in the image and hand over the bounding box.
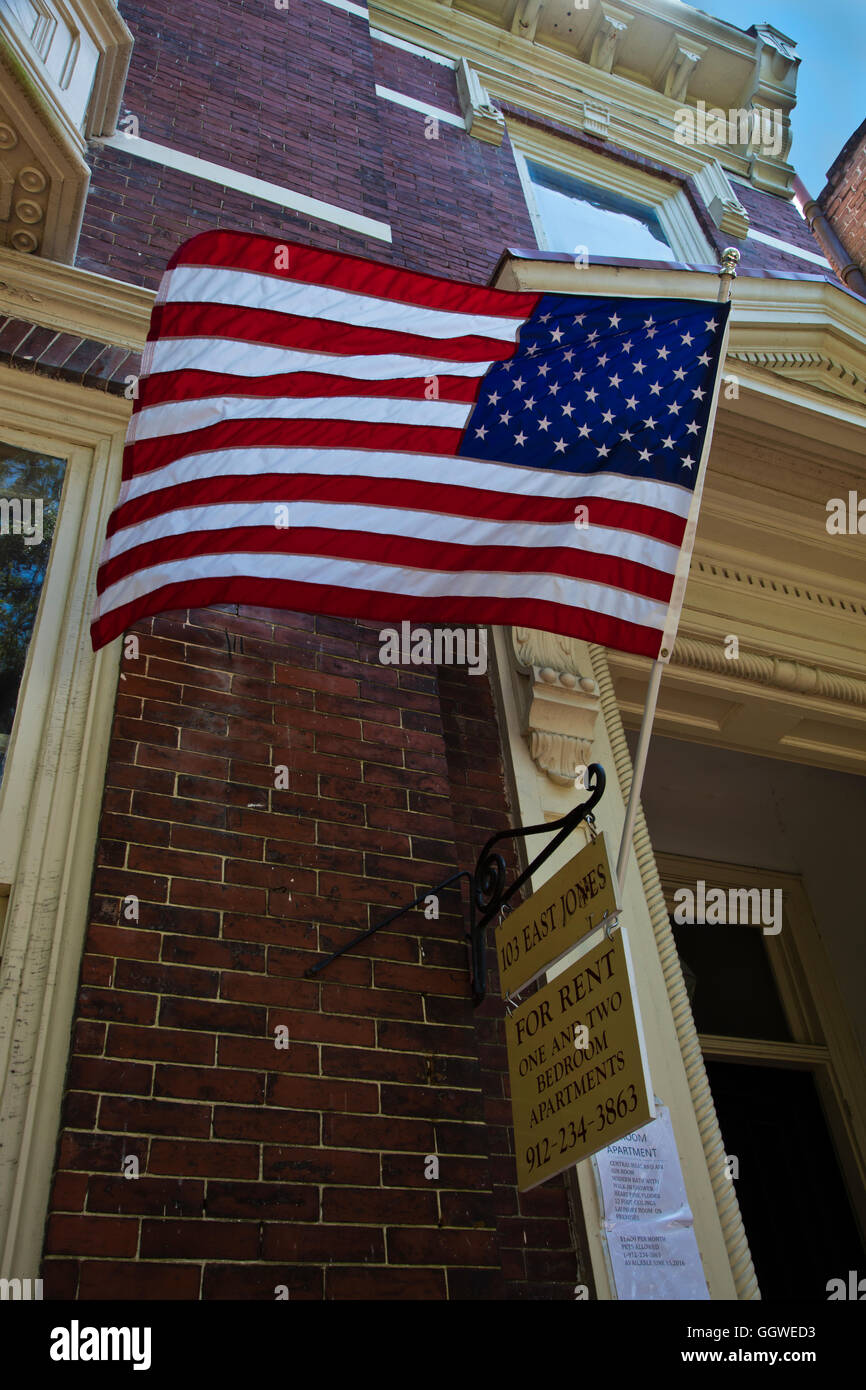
[719,247,740,301]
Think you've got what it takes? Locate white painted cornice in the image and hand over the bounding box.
[0,246,153,347]
[372,0,798,193]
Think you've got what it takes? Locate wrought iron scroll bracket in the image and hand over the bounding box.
[304,764,606,1006]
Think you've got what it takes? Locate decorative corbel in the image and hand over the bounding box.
[510,627,601,786]
[586,4,632,75]
[510,0,546,44]
[455,58,505,145]
[656,34,707,104]
[692,157,750,240]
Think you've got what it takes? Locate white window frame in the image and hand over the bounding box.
[510,124,714,267]
[0,363,127,1281]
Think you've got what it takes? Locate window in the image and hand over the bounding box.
[658,854,866,1300]
[524,160,676,261]
[0,441,66,787]
[512,129,713,266]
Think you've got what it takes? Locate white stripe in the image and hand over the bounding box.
[102,501,680,574]
[369,28,456,67]
[318,0,368,18]
[118,446,694,519]
[375,85,466,128]
[161,266,521,343]
[97,135,390,242]
[128,394,471,441]
[94,551,668,633]
[746,227,832,268]
[145,337,495,381]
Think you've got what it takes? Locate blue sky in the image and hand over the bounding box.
[677,0,864,194]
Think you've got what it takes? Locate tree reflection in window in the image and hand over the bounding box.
[0,442,66,786]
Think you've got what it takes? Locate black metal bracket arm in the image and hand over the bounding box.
[304,764,606,1006]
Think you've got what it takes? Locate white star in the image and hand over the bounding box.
[667,401,681,415]
[538,417,551,431]
[548,382,561,395]
[538,363,550,377]
[681,331,694,346]
[513,377,525,391]
[644,316,655,329]
[585,387,598,403]
[551,327,563,343]
[572,368,585,381]
[620,429,633,442]
[685,421,700,435]
[524,396,536,410]
[609,373,622,388]
[526,345,538,356]
[673,366,687,381]
[574,313,586,325]
[621,340,633,354]
[561,402,575,418]
[596,353,609,367]
[554,438,568,453]
[475,426,488,439]
[499,411,511,425]
[538,313,550,323]
[698,352,711,366]
[596,444,610,458]
[638,448,651,462]
[488,391,500,405]
[586,331,599,345]
[601,409,614,424]
[625,395,638,410]
[577,423,591,438]
[649,382,662,396]
[563,350,574,363]
[704,318,717,331]
[633,360,646,375]
[609,313,621,328]
[661,435,675,449]
[643,416,657,430]
[692,387,706,400]
[682,455,695,469]
[514,432,527,446]
[646,325,657,339]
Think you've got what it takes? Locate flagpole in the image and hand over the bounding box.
[615,247,740,894]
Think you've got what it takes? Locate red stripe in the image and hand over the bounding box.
[122,419,465,480]
[91,576,662,659]
[96,527,675,604]
[165,230,541,320]
[107,473,686,548]
[148,302,516,363]
[135,369,481,410]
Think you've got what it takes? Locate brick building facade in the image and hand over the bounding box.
[2,0,865,1304]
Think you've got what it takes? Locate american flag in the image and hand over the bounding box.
[91,230,730,656]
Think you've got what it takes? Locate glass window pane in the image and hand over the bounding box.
[671,919,792,1042]
[0,441,66,787]
[526,160,675,260]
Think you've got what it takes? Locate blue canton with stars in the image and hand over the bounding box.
[459,294,730,490]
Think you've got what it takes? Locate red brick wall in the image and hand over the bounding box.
[42,607,581,1299]
[819,120,866,274]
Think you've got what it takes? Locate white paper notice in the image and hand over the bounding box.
[594,1104,709,1300]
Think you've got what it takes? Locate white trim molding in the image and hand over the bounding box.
[0,367,128,1281]
[93,134,393,243]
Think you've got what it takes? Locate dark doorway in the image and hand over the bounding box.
[705,1060,865,1300]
